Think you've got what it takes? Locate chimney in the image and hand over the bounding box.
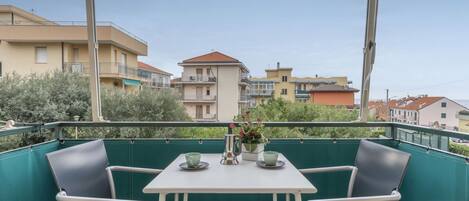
[276,62,280,69]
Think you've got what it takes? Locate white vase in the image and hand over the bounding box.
[241,143,265,161]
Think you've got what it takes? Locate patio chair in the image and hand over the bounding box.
[46,139,162,201]
[300,140,411,201]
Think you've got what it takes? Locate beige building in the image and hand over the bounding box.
[173,51,250,121]
[456,110,469,133]
[250,62,350,105]
[137,62,172,89]
[0,5,147,91]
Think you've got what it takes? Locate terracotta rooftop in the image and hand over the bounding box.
[310,85,359,92]
[182,51,240,63]
[390,96,444,111]
[137,62,172,76]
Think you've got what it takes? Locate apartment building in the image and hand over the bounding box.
[250,62,352,105]
[0,5,147,91]
[173,51,250,121]
[137,62,171,89]
[389,96,468,130]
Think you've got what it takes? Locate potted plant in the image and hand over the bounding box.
[235,111,266,161]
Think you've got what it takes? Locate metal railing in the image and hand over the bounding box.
[295,90,310,95]
[182,95,217,101]
[0,20,147,45]
[1,121,468,159]
[249,89,274,96]
[179,75,217,82]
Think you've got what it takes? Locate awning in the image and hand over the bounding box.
[123,79,140,86]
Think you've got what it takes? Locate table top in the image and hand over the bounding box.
[143,153,317,194]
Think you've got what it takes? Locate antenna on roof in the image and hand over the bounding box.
[30,9,35,13]
[277,62,280,69]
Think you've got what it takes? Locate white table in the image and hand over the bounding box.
[143,153,317,201]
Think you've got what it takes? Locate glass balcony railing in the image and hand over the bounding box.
[249,89,274,96]
[64,62,139,80]
[295,89,310,97]
[0,121,468,201]
[178,74,217,83]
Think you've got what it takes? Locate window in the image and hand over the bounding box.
[35,47,47,63]
[282,76,288,82]
[206,87,210,96]
[206,105,210,114]
[441,113,446,118]
[441,102,447,108]
[206,68,211,76]
[0,62,2,77]
[281,88,287,95]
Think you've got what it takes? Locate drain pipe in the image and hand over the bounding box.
[86,0,104,121]
[359,0,379,122]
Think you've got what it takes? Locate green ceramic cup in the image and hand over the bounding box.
[185,152,201,167]
[263,151,279,166]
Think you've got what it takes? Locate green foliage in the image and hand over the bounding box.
[449,142,469,157]
[0,72,189,150]
[234,98,378,139]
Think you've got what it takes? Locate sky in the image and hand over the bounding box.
[2,0,469,101]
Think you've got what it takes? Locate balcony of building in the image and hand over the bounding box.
[182,95,217,103]
[140,78,171,88]
[64,62,140,81]
[174,73,217,84]
[295,90,310,98]
[239,72,250,85]
[0,21,147,55]
[249,89,275,97]
[0,121,467,201]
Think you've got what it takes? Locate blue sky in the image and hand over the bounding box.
[2,0,468,100]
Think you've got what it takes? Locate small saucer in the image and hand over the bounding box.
[179,161,209,170]
[256,160,285,169]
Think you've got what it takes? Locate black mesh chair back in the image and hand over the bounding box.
[46,140,112,198]
[352,140,411,197]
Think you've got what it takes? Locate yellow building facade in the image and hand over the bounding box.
[0,5,148,91]
[250,63,351,105]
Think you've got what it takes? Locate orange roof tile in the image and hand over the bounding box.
[137,62,172,76]
[390,96,444,111]
[182,51,240,63]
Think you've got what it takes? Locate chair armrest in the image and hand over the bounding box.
[300,166,358,197]
[106,166,162,199]
[300,166,356,174]
[56,191,136,201]
[107,166,162,174]
[308,190,401,201]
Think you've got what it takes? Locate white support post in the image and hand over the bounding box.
[359,0,379,122]
[85,0,104,122]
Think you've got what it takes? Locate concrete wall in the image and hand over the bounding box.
[267,69,295,102]
[216,66,240,121]
[310,92,355,107]
[419,98,467,130]
[0,41,63,75]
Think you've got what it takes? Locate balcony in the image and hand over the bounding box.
[64,62,140,80]
[0,21,147,55]
[175,75,217,84]
[0,121,467,201]
[140,79,171,88]
[239,95,250,102]
[249,89,274,96]
[240,73,250,84]
[295,90,310,97]
[182,95,217,103]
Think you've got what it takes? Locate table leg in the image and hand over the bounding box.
[175,193,179,201]
[294,192,302,201]
[286,193,290,201]
[159,193,167,201]
[183,193,188,201]
[273,193,278,201]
